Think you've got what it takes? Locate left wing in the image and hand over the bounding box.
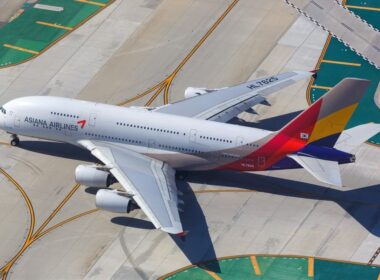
[79,140,183,234]
[155,71,313,122]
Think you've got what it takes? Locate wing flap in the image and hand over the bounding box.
[288,154,342,187]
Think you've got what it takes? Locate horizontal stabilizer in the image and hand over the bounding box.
[288,155,342,187]
[334,123,380,153]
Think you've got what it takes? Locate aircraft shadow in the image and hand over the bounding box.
[170,180,221,273]
[229,110,302,130]
[18,140,97,162]
[183,170,380,237]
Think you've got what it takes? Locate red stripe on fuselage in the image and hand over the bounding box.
[221,98,323,171]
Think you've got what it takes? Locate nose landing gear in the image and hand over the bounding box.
[10,134,19,146]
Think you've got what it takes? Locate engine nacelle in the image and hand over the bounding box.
[184,87,208,99]
[75,165,112,187]
[184,87,226,99]
[96,189,138,213]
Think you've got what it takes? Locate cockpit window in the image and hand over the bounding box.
[0,106,6,114]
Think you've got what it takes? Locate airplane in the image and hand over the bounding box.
[0,70,379,235]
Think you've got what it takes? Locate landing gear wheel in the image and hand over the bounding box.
[10,136,19,146]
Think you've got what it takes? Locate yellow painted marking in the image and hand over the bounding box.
[308,257,314,277]
[311,85,332,90]
[3,44,39,55]
[204,269,222,280]
[345,5,380,12]
[76,0,106,7]
[378,272,380,280]
[250,256,262,275]
[36,21,73,31]
[322,59,361,67]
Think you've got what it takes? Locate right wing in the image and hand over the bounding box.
[155,71,314,122]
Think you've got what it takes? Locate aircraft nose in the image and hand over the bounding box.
[0,106,6,130]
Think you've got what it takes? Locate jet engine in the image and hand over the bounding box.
[184,87,226,99]
[95,189,138,213]
[75,165,113,187]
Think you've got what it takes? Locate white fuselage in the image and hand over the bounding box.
[0,96,272,170]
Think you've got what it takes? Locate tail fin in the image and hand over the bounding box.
[277,78,370,147]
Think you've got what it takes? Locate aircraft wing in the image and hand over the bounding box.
[78,140,183,235]
[155,71,313,122]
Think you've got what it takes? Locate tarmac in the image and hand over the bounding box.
[0,0,380,279]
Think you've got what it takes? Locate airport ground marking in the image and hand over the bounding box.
[321,59,361,67]
[308,257,314,277]
[250,256,262,275]
[369,247,380,265]
[199,265,222,280]
[36,21,73,31]
[32,183,81,238]
[0,183,81,279]
[118,0,240,107]
[0,168,35,279]
[3,44,39,55]
[37,209,99,239]
[76,0,106,7]
[310,85,332,90]
[345,5,380,12]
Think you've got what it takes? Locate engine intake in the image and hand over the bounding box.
[75,165,113,187]
[96,189,138,213]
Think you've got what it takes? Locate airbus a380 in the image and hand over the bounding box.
[0,71,378,235]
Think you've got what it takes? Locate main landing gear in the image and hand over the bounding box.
[10,134,19,146]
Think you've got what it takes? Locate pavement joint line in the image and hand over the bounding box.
[311,85,332,90]
[36,21,73,31]
[322,59,361,67]
[250,256,262,275]
[345,5,380,12]
[308,257,314,277]
[76,0,106,7]
[3,44,39,55]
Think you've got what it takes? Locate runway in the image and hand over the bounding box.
[0,0,380,279]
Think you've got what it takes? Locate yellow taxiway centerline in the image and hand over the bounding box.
[36,21,73,31]
[76,0,106,7]
[311,85,332,90]
[3,44,39,55]
[345,5,380,12]
[250,256,262,275]
[308,257,314,277]
[321,59,361,67]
